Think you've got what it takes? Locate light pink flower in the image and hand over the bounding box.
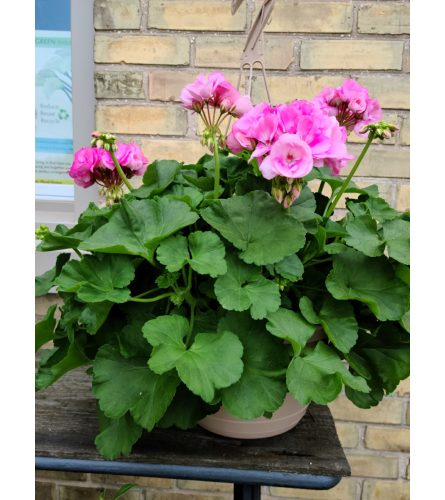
[69,147,99,187]
[231,95,253,117]
[259,133,313,180]
[313,79,383,134]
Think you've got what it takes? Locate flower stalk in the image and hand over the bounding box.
[322,129,376,221]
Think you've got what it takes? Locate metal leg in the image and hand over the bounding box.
[233,483,261,500]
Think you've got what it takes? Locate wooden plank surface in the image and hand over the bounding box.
[36,368,350,478]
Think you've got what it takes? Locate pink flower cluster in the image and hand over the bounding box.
[227,100,353,180]
[69,142,149,188]
[313,80,382,134]
[180,72,252,118]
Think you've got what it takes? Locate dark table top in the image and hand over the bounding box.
[36,368,350,489]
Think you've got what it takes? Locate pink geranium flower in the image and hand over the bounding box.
[101,142,149,177]
[69,147,100,187]
[259,133,313,180]
[313,79,382,134]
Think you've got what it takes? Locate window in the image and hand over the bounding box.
[35,0,96,274]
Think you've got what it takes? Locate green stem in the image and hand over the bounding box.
[323,130,376,221]
[73,248,82,258]
[110,149,134,192]
[184,300,196,348]
[317,180,326,194]
[212,135,221,199]
[132,288,160,299]
[129,292,173,303]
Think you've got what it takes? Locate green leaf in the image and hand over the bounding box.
[35,253,71,296]
[95,410,142,460]
[113,484,138,500]
[79,302,113,335]
[79,198,198,262]
[201,191,306,265]
[219,312,288,419]
[298,296,320,325]
[133,159,181,198]
[266,308,315,355]
[143,315,244,403]
[35,304,57,351]
[143,315,188,374]
[55,254,136,303]
[176,331,244,403]
[326,249,409,321]
[36,222,94,252]
[92,345,178,430]
[345,381,384,409]
[188,231,227,277]
[156,235,189,272]
[167,184,204,208]
[344,215,385,257]
[36,339,90,390]
[273,254,304,282]
[382,219,410,265]
[319,297,358,353]
[214,253,281,320]
[157,384,217,430]
[362,197,399,222]
[286,342,369,405]
[288,186,321,234]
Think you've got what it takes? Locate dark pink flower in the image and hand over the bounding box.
[69,147,100,187]
[101,142,149,176]
[313,79,382,134]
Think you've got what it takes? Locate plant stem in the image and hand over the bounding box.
[212,135,221,198]
[129,292,173,303]
[322,130,376,221]
[304,257,332,268]
[109,149,134,192]
[73,248,82,258]
[132,288,160,299]
[317,180,325,194]
[252,367,287,378]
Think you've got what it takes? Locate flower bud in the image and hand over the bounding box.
[35,225,50,240]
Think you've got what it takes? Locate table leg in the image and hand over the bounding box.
[233,483,261,500]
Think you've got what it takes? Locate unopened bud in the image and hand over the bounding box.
[35,225,50,240]
[360,121,399,140]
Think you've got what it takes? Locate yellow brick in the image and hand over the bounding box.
[95,71,145,99]
[252,74,409,110]
[347,453,399,479]
[335,422,359,448]
[358,3,410,35]
[404,43,410,73]
[270,478,357,499]
[343,146,409,178]
[149,71,239,102]
[94,0,141,29]
[357,75,409,110]
[300,40,404,70]
[400,117,410,146]
[96,105,187,135]
[195,36,294,70]
[149,0,246,31]
[396,377,410,397]
[405,402,410,425]
[95,35,189,65]
[141,139,207,164]
[260,1,353,33]
[89,475,174,489]
[148,494,227,500]
[329,395,404,424]
[362,480,410,500]
[365,426,409,452]
[177,480,232,492]
[396,184,410,211]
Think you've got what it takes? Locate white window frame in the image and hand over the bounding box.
[35,0,97,275]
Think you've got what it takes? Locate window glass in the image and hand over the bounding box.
[35,0,74,201]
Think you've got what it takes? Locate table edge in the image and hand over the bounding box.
[36,456,344,490]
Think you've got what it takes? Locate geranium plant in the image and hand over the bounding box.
[35,73,410,460]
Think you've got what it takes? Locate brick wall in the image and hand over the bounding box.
[36,0,410,498]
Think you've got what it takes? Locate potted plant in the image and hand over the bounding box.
[35,73,409,459]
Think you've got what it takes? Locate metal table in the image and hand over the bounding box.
[36,369,350,499]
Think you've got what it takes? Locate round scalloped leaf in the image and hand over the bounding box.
[326,249,409,321]
[201,191,306,265]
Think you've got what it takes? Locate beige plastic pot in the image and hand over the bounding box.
[198,394,308,439]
